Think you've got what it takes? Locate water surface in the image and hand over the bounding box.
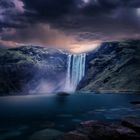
[0,93,140,140]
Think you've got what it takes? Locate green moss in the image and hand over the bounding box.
[0,49,37,65]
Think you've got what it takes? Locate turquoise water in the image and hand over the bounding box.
[0,93,140,140]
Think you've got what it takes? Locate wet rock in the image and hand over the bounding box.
[80,121,120,139]
[58,118,140,140]
[57,92,70,96]
[29,129,63,140]
[122,117,140,133]
[115,126,140,139]
[130,101,140,105]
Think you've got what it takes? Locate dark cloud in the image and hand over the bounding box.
[0,0,140,52]
[23,0,75,19]
[22,0,140,18]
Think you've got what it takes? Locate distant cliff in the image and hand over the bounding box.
[77,40,140,92]
[0,46,67,95]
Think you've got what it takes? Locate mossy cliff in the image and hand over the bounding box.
[77,40,140,92]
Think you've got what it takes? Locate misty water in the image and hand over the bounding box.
[0,93,140,140]
[65,53,86,91]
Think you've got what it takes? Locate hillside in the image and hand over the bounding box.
[77,40,140,92]
[0,46,67,95]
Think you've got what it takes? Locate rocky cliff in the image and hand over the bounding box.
[0,40,140,95]
[77,40,140,92]
[0,46,67,95]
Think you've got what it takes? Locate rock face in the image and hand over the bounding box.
[58,118,140,140]
[122,118,140,133]
[0,40,140,95]
[0,46,67,95]
[77,40,140,92]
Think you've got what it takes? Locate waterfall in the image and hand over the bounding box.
[65,53,86,92]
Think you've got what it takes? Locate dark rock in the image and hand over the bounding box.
[57,92,70,96]
[79,121,122,139]
[130,101,140,105]
[58,118,140,140]
[115,126,140,139]
[122,117,140,133]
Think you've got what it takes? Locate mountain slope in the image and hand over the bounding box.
[0,46,67,95]
[77,40,140,92]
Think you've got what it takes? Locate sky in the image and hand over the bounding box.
[0,0,140,53]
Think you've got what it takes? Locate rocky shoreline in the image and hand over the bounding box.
[58,117,140,140]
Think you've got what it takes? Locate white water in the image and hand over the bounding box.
[65,53,86,91]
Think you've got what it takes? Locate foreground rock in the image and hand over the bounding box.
[130,101,140,105]
[57,92,70,96]
[122,117,140,133]
[58,118,140,140]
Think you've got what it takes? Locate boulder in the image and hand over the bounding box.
[122,117,140,133]
[130,101,140,105]
[57,92,70,96]
[58,118,140,140]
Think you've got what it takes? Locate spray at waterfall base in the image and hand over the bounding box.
[27,53,86,94]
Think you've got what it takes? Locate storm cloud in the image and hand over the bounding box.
[0,0,140,52]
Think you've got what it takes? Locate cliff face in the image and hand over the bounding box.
[77,40,140,92]
[0,46,67,95]
[0,40,140,95]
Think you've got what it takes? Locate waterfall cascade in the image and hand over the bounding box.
[65,53,86,91]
